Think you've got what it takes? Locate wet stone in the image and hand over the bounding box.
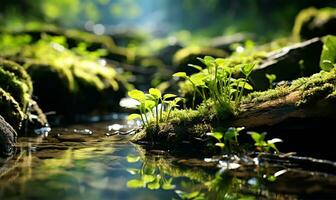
[0,115,17,157]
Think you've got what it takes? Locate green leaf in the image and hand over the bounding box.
[265,73,277,82]
[248,132,265,143]
[142,174,155,183]
[190,73,206,87]
[163,93,177,99]
[320,35,336,71]
[267,138,283,144]
[149,88,161,98]
[127,179,144,188]
[188,64,203,71]
[127,155,140,163]
[241,63,255,76]
[215,58,226,66]
[173,72,187,78]
[147,181,160,190]
[128,90,146,101]
[162,178,176,190]
[128,113,141,121]
[206,132,223,140]
[201,56,216,67]
[215,143,225,148]
[267,175,276,182]
[144,100,156,110]
[224,127,239,141]
[231,81,253,90]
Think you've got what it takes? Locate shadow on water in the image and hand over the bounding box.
[0,114,336,200]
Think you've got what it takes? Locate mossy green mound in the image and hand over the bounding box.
[0,88,25,128]
[293,7,336,40]
[20,38,128,114]
[0,60,33,129]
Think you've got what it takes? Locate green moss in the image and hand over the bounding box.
[0,67,30,111]
[297,83,334,106]
[0,88,25,128]
[244,68,336,105]
[242,85,290,104]
[0,59,33,94]
[293,7,336,40]
[0,33,32,56]
[20,37,126,114]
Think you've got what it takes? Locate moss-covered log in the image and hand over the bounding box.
[132,68,336,153]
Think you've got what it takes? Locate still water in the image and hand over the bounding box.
[0,115,335,200]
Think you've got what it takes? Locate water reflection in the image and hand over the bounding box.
[0,121,335,200]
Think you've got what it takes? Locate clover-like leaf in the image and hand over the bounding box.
[149,88,161,98]
[206,131,223,141]
[142,174,155,183]
[241,63,255,76]
[190,73,206,87]
[144,100,156,110]
[162,178,176,190]
[127,179,144,188]
[128,113,141,121]
[266,73,277,82]
[188,64,203,71]
[128,89,146,101]
[127,155,140,163]
[215,143,225,148]
[173,72,187,78]
[320,35,336,71]
[163,93,177,99]
[147,181,160,190]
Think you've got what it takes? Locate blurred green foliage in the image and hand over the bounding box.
[1,0,335,40]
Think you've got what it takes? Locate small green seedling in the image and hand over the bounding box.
[173,71,207,109]
[265,73,277,89]
[175,56,255,113]
[248,131,282,153]
[206,127,245,153]
[128,88,181,128]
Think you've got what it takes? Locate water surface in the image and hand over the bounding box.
[0,116,335,200]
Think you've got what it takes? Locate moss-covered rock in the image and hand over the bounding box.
[173,46,228,74]
[293,7,336,40]
[0,60,48,131]
[0,59,33,94]
[3,25,133,63]
[20,39,128,115]
[250,37,323,90]
[0,60,33,127]
[0,88,25,128]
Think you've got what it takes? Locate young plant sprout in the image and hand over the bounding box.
[127,88,182,128]
[248,131,282,153]
[265,73,277,89]
[207,127,245,153]
[174,56,255,113]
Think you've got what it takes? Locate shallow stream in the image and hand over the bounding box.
[0,114,335,200]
